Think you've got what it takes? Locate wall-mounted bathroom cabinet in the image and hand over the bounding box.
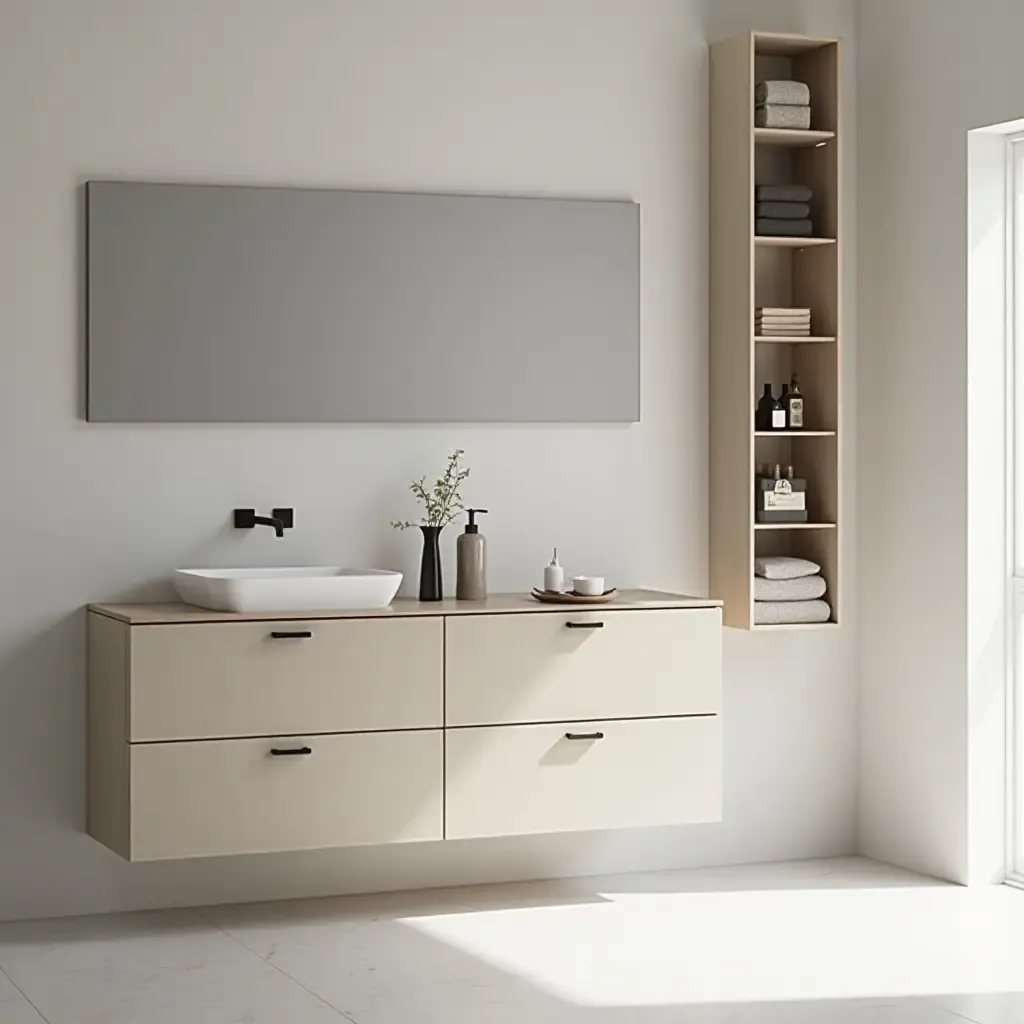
[710,31,843,630]
[87,592,722,861]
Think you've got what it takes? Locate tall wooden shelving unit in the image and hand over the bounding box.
[710,31,842,630]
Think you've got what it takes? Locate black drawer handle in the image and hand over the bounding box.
[565,621,604,630]
[270,630,313,640]
[565,731,604,741]
[270,746,313,756]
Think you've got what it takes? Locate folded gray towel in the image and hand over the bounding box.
[754,575,827,602]
[756,218,813,237]
[755,104,811,130]
[754,555,821,579]
[755,80,811,106]
[756,184,813,203]
[756,201,811,219]
[754,599,832,625]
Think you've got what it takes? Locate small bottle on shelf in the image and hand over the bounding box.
[756,384,773,431]
[756,384,786,431]
[784,374,804,429]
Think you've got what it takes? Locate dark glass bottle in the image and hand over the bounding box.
[756,384,773,431]
[785,374,805,429]
[756,384,786,431]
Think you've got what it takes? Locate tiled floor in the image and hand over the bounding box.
[0,858,1022,1022]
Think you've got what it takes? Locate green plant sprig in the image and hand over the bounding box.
[391,449,470,530]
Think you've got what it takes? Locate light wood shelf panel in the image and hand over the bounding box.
[755,336,836,344]
[754,127,835,148]
[754,522,837,531]
[752,622,840,632]
[711,31,842,630]
[754,430,836,438]
[753,31,839,56]
[755,236,836,248]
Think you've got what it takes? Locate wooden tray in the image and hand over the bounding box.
[530,588,618,605]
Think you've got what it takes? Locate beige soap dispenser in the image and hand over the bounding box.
[456,508,488,600]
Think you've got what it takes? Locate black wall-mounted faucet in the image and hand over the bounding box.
[233,508,294,539]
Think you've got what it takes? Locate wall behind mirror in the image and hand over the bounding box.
[86,182,641,423]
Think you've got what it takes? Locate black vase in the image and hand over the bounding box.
[418,525,444,601]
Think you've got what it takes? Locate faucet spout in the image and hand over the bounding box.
[253,515,285,538]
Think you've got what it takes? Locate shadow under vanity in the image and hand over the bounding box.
[87,592,723,862]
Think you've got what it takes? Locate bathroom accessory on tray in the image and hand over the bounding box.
[544,549,565,593]
[573,575,606,597]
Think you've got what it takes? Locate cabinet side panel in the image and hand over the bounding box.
[87,613,131,858]
[710,34,755,628]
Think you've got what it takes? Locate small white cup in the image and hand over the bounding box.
[573,575,605,596]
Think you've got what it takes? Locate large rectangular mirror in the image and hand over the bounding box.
[86,182,640,423]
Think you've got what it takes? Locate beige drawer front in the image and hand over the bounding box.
[130,729,442,860]
[445,716,721,839]
[445,608,721,727]
[130,617,442,741]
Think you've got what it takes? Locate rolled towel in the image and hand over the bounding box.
[754,555,820,579]
[754,599,831,625]
[756,218,813,237]
[756,185,813,203]
[755,80,811,106]
[755,104,811,130]
[756,201,811,219]
[754,575,827,602]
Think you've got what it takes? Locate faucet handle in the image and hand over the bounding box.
[233,508,258,530]
[271,508,295,530]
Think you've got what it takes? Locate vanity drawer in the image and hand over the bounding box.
[444,608,721,727]
[445,716,721,839]
[130,729,443,860]
[129,617,442,741]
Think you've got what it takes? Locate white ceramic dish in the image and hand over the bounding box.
[172,567,403,613]
[572,576,606,597]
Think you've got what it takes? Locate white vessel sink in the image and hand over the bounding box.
[172,567,403,613]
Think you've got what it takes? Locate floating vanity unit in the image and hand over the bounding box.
[87,591,723,861]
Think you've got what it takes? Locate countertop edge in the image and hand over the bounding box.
[88,591,724,625]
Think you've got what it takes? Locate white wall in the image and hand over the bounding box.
[0,0,857,921]
[858,0,1024,883]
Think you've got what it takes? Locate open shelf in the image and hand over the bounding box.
[754,127,835,148]
[711,30,842,630]
[755,335,836,344]
[754,522,836,531]
[755,235,836,248]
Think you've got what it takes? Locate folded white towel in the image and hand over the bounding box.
[755,104,811,130]
[754,575,827,602]
[757,308,811,316]
[754,599,831,625]
[756,80,811,106]
[754,555,821,579]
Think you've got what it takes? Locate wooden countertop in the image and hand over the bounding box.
[89,590,722,625]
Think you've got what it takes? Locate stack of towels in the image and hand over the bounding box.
[756,183,814,237]
[753,555,831,625]
[756,307,812,337]
[755,79,811,130]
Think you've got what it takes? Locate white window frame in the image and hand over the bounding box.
[1007,132,1024,887]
